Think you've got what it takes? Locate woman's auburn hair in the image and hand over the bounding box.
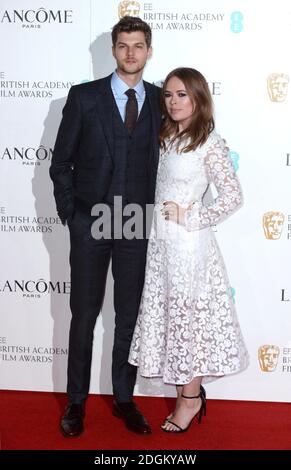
[159,67,215,153]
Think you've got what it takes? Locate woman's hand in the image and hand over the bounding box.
[162,201,192,226]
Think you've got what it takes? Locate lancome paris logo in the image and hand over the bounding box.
[0,72,74,99]
[262,211,291,240]
[0,279,70,298]
[0,206,62,234]
[0,8,73,29]
[1,145,53,166]
[118,1,225,31]
[0,337,67,364]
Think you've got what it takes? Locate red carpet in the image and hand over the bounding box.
[0,390,290,450]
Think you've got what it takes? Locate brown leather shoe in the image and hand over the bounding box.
[60,403,85,437]
[113,400,151,434]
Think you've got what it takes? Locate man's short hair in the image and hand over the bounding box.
[112,16,152,48]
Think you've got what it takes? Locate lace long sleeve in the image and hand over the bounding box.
[184,134,243,231]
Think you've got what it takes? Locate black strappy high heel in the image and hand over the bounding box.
[161,387,207,433]
[163,384,206,425]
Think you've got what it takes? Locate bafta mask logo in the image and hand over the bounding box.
[118,1,140,18]
[263,211,284,240]
[258,345,280,372]
[267,73,289,102]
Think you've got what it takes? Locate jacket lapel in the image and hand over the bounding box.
[92,76,161,167]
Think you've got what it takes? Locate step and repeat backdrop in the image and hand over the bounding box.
[0,0,290,401]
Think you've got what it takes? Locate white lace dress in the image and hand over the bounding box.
[128,131,249,384]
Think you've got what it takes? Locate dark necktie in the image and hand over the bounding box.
[124,89,138,133]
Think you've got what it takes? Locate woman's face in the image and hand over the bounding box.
[164,76,195,131]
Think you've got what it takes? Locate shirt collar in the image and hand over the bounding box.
[111,70,145,99]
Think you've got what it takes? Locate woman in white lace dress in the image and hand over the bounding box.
[128,68,248,433]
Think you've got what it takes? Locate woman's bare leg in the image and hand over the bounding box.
[161,377,203,431]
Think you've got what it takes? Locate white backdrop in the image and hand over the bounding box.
[1,0,291,402]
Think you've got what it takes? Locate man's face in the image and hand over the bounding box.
[112,31,151,76]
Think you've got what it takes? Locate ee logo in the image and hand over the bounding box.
[230,12,243,33]
[229,151,239,172]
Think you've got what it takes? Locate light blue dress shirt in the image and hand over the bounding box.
[111,71,145,121]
